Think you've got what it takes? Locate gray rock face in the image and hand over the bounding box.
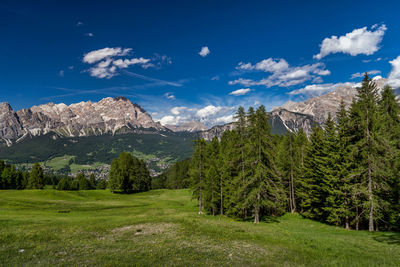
[198,109,315,140]
[198,122,235,140]
[279,78,387,124]
[0,103,24,145]
[0,97,165,146]
[166,121,208,133]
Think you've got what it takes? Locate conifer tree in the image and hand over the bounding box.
[27,162,44,189]
[190,138,207,214]
[348,74,386,231]
[301,125,327,220]
[242,106,284,223]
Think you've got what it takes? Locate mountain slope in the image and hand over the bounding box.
[0,96,165,146]
[166,121,208,132]
[0,130,196,176]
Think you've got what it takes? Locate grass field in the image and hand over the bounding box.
[0,189,399,266]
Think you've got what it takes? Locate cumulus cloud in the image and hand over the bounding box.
[83,47,154,79]
[76,21,83,26]
[58,70,64,77]
[214,115,234,124]
[314,24,387,60]
[350,70,381,79]
[230,60,330,88]
[199,46,210,57]
[85,33,94,37]
[237,58,289,73]
[229,88,252,96]
[171,106,187,115]
[83,47,131,64]
[159,115,179,125]
[164,92,176,100]
[388,55,400,88]
[196,105,222,118]
[288,82,359,97]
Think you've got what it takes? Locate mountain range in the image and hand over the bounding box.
[0,78,390,174]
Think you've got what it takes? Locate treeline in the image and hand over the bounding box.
[56,173,107,190]
[0,161,46,189]
[152,159,191,189]
[0,152,151,193]
[189,75,400,231]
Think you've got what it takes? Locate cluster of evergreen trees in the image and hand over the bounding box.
[108,152,151,193]
[190,75,400,231]
[56,173,107,190]
[152,159,191,189]
[0,161,45,189]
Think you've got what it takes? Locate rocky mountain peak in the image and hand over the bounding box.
[0,97,165,146]
[166,121,208,133]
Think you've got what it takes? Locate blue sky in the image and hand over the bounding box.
[1,0,400,126]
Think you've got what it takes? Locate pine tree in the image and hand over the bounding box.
[348,74,386,231]
[242,106,284,223]
[203,137,221,215]
[89,173,97,189]
[190,138,207,214]
[301,125,327,220]
[378,85,400,230]
[27,162,44,189]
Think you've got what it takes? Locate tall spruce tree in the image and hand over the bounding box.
[242,106,284,223]
[301,125,327,220]
[190,138,207,214]
[378,85,400,230]
[348,74,386,231]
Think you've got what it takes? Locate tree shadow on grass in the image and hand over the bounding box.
[238,216,280,224]
[373,232,400,245]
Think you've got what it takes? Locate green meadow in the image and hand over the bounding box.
[0,189,399,266]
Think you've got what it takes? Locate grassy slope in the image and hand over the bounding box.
[0,189,399,266]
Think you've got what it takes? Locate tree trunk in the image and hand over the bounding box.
[345,215,350,230]
[368,160,374,232]
[366,109,374,232]
[254,191,260,224]
[199,143,203,214]
[220,180,223,216]
[356,206,359,230]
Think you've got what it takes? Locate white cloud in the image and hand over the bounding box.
[83,47,131,64]
[288,82,359,97]
[76,21,83,26]
[171,106,187,115]
[159,115,178,125]
[350,70,381,79]
[211,75,220,81]
[113,57,150,68]
[199,46,210,57]
[237,58,289,73]
[314,24,387,60]
[388,55,400,88]
[68,66,74,70]
[229,88,252,96]
[85,33,94,37]
[83,47,153,79]
[230,61,330,88]
[58,70,64,77]
[196,105,222,118]
[214,115,234,124]
[164,92,176,100]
